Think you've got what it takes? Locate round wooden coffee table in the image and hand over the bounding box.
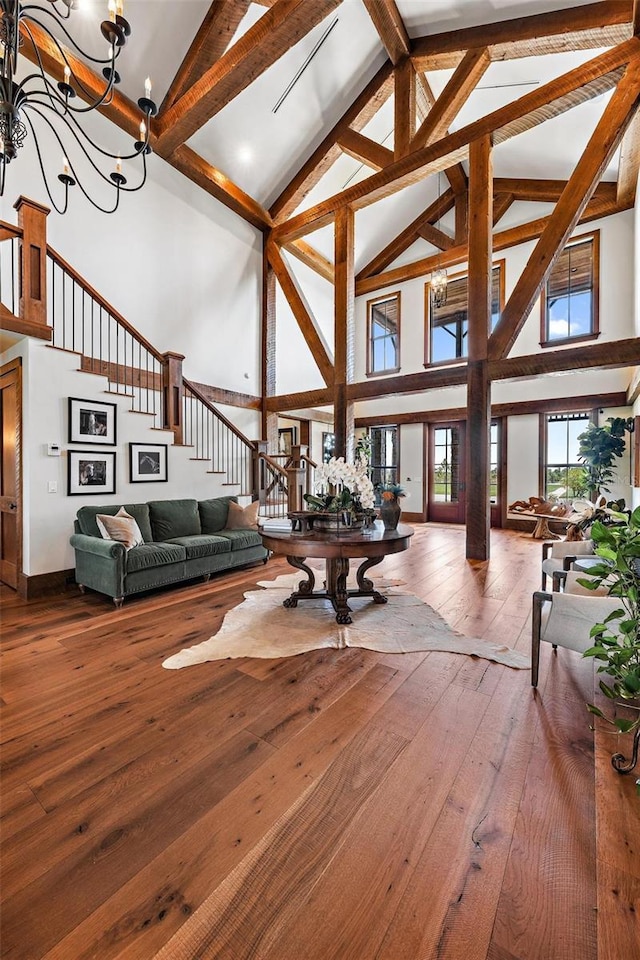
[259,522,413,624]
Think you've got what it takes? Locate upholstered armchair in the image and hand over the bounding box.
[531,573,620,687]
[540,538,595,590]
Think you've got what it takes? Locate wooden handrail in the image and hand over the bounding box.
[257,451,289,480]
[46,243,165,363]
[0,221,22,241]
[183,376,258,451]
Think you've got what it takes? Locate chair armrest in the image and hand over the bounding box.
[541,542,554,562]
[561,554,577,571]
[70,533,126,560]
[552,570,567,591]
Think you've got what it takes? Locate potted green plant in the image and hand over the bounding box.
[577,417,632,496]
[579,505,640,776]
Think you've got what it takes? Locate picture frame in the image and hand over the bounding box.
[68,450,116,496]
[68,397,117,446]
[278,427,296,457]
[129,443,168,483]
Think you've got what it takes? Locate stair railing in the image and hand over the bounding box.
[0,221,22,319]
[46,245,167,428]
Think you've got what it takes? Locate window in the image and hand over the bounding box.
[541,231,599,345]
[543,412,591,499]
[425,262,503,365]
[368,426,398,504]
[322,432,335,464]
[490,422,498,505]
[367,293,400,375]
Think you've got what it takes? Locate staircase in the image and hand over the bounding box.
[0,200,316,517]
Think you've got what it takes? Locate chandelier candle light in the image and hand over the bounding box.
[430,169,448,308]
[0,0,158,213]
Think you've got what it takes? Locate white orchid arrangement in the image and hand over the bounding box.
[305,455,376,514]
[566,495,627,533]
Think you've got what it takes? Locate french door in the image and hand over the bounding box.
[428,423,466,523]
[428,420,503,526]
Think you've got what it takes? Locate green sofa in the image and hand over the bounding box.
[70,496,268,606]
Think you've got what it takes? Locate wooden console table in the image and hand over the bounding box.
[259,522,413,624]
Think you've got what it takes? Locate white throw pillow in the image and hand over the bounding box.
[96,507,144,550]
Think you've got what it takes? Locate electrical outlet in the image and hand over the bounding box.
[48,480,57,494]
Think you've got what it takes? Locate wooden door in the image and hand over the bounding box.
[428,422,466,523]
[0,359,22,589]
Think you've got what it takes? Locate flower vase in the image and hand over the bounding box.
[380,497,401,531]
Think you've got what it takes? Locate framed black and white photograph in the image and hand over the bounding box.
[278,427,296,457]
[68,397,117,446]
[68,450,116,496]
[129,443,168,483]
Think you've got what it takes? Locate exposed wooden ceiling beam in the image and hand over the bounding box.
[394,58,417,159]
[411,1,633,71]
[337,129,394,170]
[416,222,456,250]
[270,62,394,222]
[162,145,273,231]
[18,19,272,232]
[266,388,333,412]
[355,194,627,296]
[284,240,335,284]
[489,58,640,361]
[493,177,618,203]
[271,40,638,244]
[413,71,468,194]
[490,337,640,380]
[362,0,411,66]
[156,0,342,155]
[412,47,490,152]
[492,193,514,227]
[160,1,251,114]
[616,107,640,205]
[633,0,640,34]
[356,187,456,280]
[267,242,335,386]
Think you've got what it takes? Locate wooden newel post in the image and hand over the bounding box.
[14,196,50,330]
[162,351,185,445]
[286,466,307,512]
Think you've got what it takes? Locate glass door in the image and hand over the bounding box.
[428,423,466,523]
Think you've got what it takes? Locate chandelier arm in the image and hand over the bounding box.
[21,111,71,214]
[20,8,121,65]
[26,96,147,162]
[19,19,118,110]
[20,69,117,117]
[23,108,122,213]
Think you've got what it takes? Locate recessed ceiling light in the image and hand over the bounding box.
[238,146,253,164]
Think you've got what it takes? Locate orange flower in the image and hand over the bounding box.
[381,491,396,501]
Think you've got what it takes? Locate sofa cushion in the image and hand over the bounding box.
[77,503,153,542]
[148,499,201,541]
[226,500,260,530]
[96,508,144,550]
[126,542,186,572]
[199,496,237,534]
[217,529,263,551]
[165,535,231,560]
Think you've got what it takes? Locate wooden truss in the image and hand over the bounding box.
[17,0,640,559]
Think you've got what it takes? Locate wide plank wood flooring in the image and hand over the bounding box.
[1,525,638,960]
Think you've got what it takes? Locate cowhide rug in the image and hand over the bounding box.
[162,571,529,671]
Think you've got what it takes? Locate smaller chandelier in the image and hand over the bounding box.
[431,266,448,308]
[0,0,158,214]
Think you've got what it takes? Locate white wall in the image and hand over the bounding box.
[2,106,262,396]
[2,340,252,576]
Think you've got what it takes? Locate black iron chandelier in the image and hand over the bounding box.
[0,0,157,213]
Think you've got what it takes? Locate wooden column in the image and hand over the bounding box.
[162,351,185,445]
[14,196,49,330]
[334,206,355,460]
[394,59,415,160]
[455,190,469,244]
[466,135,493,561]
[262,240,278,450]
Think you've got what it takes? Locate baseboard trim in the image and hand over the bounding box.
[18,569,75,599]
[401,511,425,523]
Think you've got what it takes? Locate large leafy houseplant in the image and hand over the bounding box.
[577,417,631,494]
[579,505,640,774]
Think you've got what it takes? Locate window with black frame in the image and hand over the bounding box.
[368,426,398,504]
[544,412,591,499]
[367,294,400,374]
[427,264,502,364]
[541,232,598,345]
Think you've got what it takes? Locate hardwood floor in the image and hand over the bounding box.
[1,525,638,960]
